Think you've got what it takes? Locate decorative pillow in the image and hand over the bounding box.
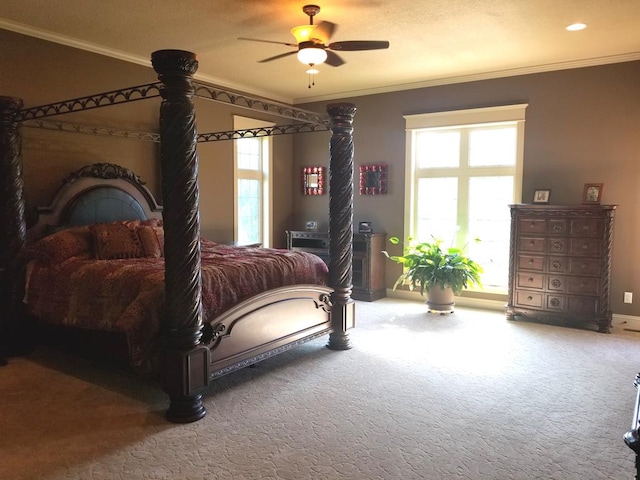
[137,225,164,258]
[140,218,162,228]
[23,226,92,263]
[92,222,144,260]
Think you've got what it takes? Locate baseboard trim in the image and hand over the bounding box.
[386,290,640,328]
[386,289,506,312]
[612,313,640,332]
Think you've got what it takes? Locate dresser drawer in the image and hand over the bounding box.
[569,257,602,276]
[547,238,568,254]
[567,276,600,295]
[548,219,568,236]
[515,290,543,308]
[567,296,599,314]
[547,275,566,292]
[546,294,565,311]
[519,237,545,253]
[571,219,603,237]
[518,255,544,271]
[517,273,544,289]
[570,239,602,257]
[547,256,568,273]
[519,219,546,234]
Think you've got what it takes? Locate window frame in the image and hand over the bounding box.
[403,104,528,293]
[233,116,274,247]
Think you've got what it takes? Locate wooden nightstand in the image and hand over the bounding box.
[286,230,387,301]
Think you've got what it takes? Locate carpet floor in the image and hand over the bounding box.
[1,298,639,479]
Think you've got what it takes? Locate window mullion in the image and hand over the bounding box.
[455,130,468,248]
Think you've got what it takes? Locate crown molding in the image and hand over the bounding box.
[0,19,292,104]
[4,18,639,107]
[293,51,640,104]
[1,19,149,67]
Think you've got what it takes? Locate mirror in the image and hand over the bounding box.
[306,173,319,188]
[359,163,388,195]
[302,166,325,195]
[365,171,381,188]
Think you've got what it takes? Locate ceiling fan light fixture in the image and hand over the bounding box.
[297,46,327,66]
[291,25,315,43]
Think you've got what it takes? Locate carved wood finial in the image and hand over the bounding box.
[151,50,199,76]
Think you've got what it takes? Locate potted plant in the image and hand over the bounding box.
[382,236,483,312]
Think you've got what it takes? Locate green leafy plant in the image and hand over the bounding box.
[382,236,483,296]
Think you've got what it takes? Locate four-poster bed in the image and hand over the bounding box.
[0,49,356,423]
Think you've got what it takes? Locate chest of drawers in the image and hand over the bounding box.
[505,204,616,332]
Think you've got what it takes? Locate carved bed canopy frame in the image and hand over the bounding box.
[0,49,356,423]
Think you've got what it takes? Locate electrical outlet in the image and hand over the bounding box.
[624,292,633,304]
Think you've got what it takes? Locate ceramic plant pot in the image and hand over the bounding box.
[426,284,455,314]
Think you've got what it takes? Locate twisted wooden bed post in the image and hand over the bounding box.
[0,96,26,363]
[152,50,209,423]
[326,103,356,350]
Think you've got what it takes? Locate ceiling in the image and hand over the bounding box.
[1,0,639,105]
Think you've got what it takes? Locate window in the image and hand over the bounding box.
[234,116,274,247]
[404,105,527,291]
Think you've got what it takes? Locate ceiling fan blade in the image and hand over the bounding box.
[325,50,346,67]
[238,37,297,47]
[312,21,337,44]
[328,40,390,51]
[258,51,297,63]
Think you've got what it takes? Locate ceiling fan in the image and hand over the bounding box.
[238,4,390,72]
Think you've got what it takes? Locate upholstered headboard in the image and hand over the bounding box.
[28,163,163,240]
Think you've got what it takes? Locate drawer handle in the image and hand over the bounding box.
[529,223,536,228]
[529,240,535,246]
[580,283,586,287]
[581,263,587,269]
[528,259,534,264]
[582,225,589,230]
[528,277,534,282]
[582,244,589,249]
[527,296,533,301]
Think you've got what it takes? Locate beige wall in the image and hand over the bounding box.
[4,28,639,316]
[295,61,640,316]
[1,29,294,248]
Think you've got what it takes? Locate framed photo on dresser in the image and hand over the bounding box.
[582,183,603,204]
[533,189,551,204]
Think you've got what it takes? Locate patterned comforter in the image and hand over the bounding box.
[25,238,328,373]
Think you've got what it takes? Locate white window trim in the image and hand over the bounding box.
[233,115,274,247]
[403,104,527,245]
[403,104,528,295]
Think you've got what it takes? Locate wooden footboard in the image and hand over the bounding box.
[624,373,640,478]
[203,285,334,379]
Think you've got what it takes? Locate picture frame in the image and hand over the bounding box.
[533,189,551,204]
[305,220,318,231]
[582,183,603,205]
[301,166,325,195]
[359,163,388,195]
[358,221,373,234]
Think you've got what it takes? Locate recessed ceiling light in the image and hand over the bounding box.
[566,23,587,31]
